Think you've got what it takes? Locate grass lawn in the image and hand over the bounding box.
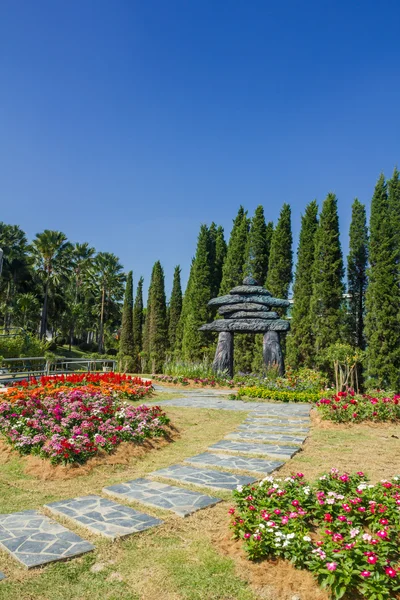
[0,396,399,600]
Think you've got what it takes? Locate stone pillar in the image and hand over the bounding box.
[212,332,234,377]
[263,330,284,375]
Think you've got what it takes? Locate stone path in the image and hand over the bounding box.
[0,510,94,568]
[103,478,221,517]
[184,452,283,475]
[151,464,256,491]
[0,571,6,581]
[0,387,312,575]
[45,495,163,540]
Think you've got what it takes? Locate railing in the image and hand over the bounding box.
[0,356,116,383]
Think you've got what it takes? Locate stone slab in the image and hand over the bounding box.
[222,311,279,320]
[218,304,276,315]
[238,424,309,434]
[199,318,290,332]
[157,397,311,417]
[103,478,221,518]
[151,464,256,491]
[0,510,94,569]
[208,294,290,308]
[45,495,162,540]
[229,285,272,296]
[245,416,310,425]
[209,440,299,460]
[184,452,283,475]
[225,431,306,445]
[0,572,5,581]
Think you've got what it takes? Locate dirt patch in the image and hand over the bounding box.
[0,427,178,481]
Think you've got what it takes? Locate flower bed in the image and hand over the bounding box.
[230,469,400,599]
[5,372,153,404]
[237,387,323,403]
[316,391,400,423]
[0,388,170,465]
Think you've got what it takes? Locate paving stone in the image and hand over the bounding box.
[45,495,162,540]
[0,571,5,581]
[225,431,306,445]
[209,439,299,460]
[184,452,283,475]
[103,478,221,518]
[238,424,309,434]
[151,464,256,491]
[0,510,94,568]
[157,397,311,417]
[246,416,310,424]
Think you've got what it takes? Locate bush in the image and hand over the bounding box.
[230,469,400,600]
[78,341,98,352]
[0,334,47,359]
[237,387,323,403]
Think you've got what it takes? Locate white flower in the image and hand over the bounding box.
[282,540,290,547]
[286,533,295,539]
[358,483,368,490]
[303,487,310,495]
[274,531,283,537]
[350,528,360,538]
[319,475,327,480]
[267,528,274,532]
[303,535,311,542]
[266,521,275,527]
[258,523,265,529]
[393,476,399,481]
[326,498,335,505]
[237,485,243,493]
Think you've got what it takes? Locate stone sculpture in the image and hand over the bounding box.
[199,276,290,376]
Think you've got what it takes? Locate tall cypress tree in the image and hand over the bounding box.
[310,193,344,355]
[212,225,227,297]
[174,258,195,359]
[219,207,250,294]
[118,270,135,371]
[169,266,182,350]
[132,276,144,372]
[286,200,319,368]
[388,167,400,272]
[147,261,168,373]
[244,205,270,285]
[347,199,368,349]
[181,225,213,361]
[266,203,293,302]
[365,173,400,388]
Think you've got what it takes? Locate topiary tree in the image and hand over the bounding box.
[118,270,135,372]
[168,266,183,350]
[132,276,144,373]
[347,199,368,350]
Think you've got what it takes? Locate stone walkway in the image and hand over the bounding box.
[0,387,311,575]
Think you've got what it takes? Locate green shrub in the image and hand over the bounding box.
[0,334,47,359]
[237,386,324,403]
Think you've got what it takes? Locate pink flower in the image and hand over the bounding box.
[291,500,299,507]
[379,518,389,525]
[360,571,371,578]
[377,530,388,539]
[367,555,377,565]
[357,471,365,476]
[326,562,337,571]
[228,508,235,515]
[244,533,251,539]
[385,567,397,578]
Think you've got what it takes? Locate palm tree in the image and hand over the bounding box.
[0,223,30,330]
[89,252,125,353]
[15,293,40,331]
[30,230,72,339]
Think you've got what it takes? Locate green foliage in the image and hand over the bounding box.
[168,266,183,349]
[237,387,322,402]
[212,225,227,297]
[132,276,144,372]
[266,203,293,304]
[347,199,368,349]
[365,173,400,389]
[310,193,344,355]
[244,205,271,285]
[147,261,169,373]
[181,225,214,361]
[0,334,47,359]
[162,357,216,379]
[287,200,319,368]
[118,271,135,366]
[219,206,250,294]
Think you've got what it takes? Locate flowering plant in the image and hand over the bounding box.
[0,388,170,465]
[316,390,400,423]
[230,470,400,599]
[5,373,153,404]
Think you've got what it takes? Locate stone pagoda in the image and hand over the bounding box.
[199,276,290,377]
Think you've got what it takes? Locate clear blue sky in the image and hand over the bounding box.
[1,1,399,297]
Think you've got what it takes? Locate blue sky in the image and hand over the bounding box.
[1,0,399,298]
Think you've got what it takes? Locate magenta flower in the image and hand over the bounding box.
[326,562,337,571]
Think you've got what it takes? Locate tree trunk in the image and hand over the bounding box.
[263,330,284,375]
[212,332,234,377]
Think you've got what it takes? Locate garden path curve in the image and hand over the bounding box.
[0,386,311,577]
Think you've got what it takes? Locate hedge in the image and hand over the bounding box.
[237,387,323,403]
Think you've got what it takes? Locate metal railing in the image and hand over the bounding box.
[0,356,116,383]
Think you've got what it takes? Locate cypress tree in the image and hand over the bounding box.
[347,199,368,349]
[148,261,168,373]
[244,205,270,285]
[181,225,213,361]
[388,167,400,271]
[212,225,227,297]
[365,173,400,388]
[266,203,293,302]
[118,271,135,371]
[132,276,144,372]
[286,200,319,368]
[219,207,250,294]
[310,193,344,355]
[169,266,183,350]
[174,258,195,359]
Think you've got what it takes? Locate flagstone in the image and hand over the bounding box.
[225,431,306,445]
[151,464,256,491]
[209,439,299,459]
[45,495,162,540]
[238,423,309,434]
[0,572,5,581]
[184,452,283,475]
[0,510,94,569]
[103,478,221,518]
